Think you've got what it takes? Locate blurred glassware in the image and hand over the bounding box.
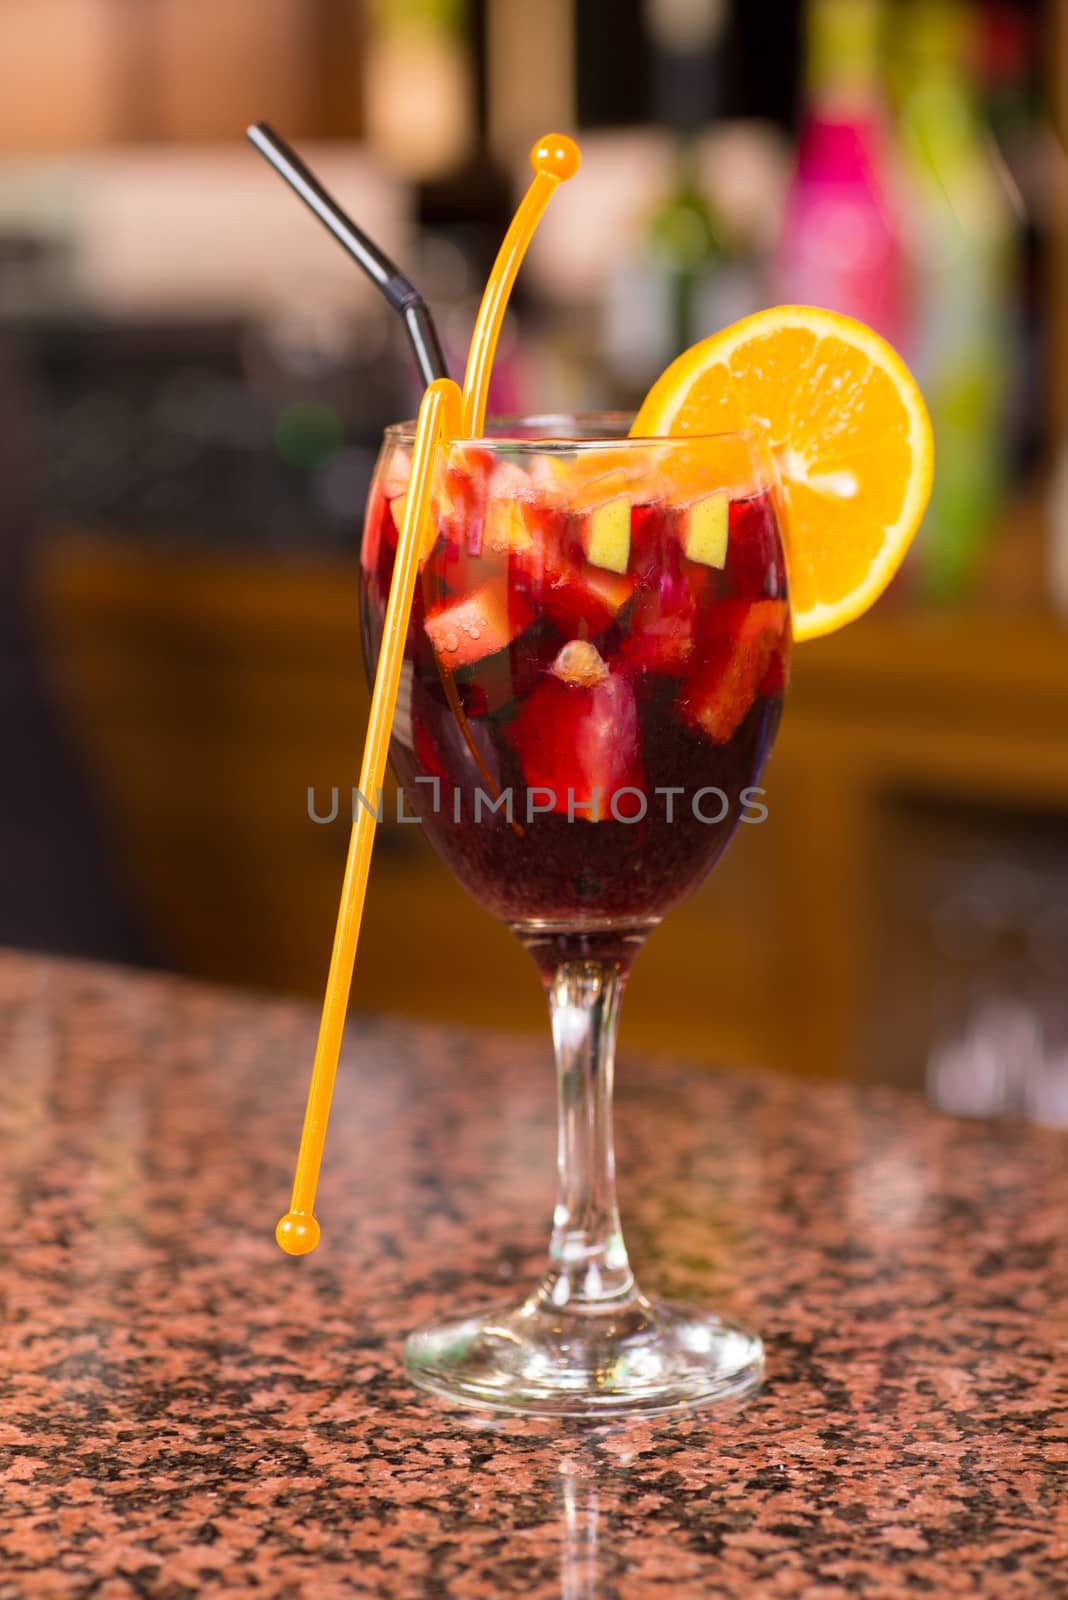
[895,0,1016,604]
[603,0,761,393]
[922,834,1068,1129]
[0,162,82,315]
[27,311,406,553]
[364,0,474,181]
[60,145,409,321]
[605,137,732,392]
[775,0,907,350]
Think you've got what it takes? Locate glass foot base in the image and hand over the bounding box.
[404,1293,764,1419]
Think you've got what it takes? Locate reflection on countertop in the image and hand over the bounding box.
[0,949,1064,1597]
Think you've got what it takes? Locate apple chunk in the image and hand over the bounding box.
[678,600,787,743]
[483,496,535,555]
[579,496,631,574]
[424,580,532,670]
[678,492,729,568]
[388,493,408,535]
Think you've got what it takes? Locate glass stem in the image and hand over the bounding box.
[537,955,638,1313]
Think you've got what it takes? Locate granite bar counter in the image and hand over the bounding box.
[0,950,1065,1598]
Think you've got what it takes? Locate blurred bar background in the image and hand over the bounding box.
[3,0,1068,1122]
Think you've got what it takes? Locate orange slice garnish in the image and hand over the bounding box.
[633,306,934,641]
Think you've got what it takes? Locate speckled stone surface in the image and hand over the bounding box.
[0,949,1066,1599]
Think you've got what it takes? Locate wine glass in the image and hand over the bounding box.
[360,413,790,1416]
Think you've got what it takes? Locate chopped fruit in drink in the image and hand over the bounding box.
[542,563,635,635]
[396,449,494,558]
[725,494,788,599]
[380,447,412,501]
[579,496,631,573]
[447,445,494,504]
[388,491,409,536]
[506,501,635,633]
[739,598,789,638]
[505,668,644,821]
[389,464,475,558]
[679,600,788,743]
[551,639,609,688]
[619,568,703,677]
[441,457,488,555]
[455,618,561,716]
[632,305,933,640]
[421,524,487,602]
[425,580,532,670]
[489,458,535,497]
[680,640,774,743]
[702,596,788,641]
[484,495,536,555]
[627,501,672,585]
[677,492,728,569]
[759,634,792,697]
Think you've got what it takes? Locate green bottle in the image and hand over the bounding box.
[895,0,1015,602]
[646,138,728,361]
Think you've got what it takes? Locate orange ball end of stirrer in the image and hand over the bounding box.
[530,133,581,182]
[276,1210,321,1255]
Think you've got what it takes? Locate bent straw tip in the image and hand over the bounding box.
[530,133,581,183]
[276,1210,321,1255]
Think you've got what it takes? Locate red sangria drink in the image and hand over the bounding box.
[274,117,931,1424]
[358,416,790,1417]
[361,417,791,940]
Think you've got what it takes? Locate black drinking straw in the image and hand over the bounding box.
[246,122,449,390]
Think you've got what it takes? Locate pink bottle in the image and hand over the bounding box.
[777,0,907,352]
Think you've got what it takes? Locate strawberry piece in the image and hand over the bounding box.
[505,669,645,821]
[678,599,788,743]
[420,483,640,655]
[627,502,673,584]
[619,564,713,677]
[424,579,533,671]
[440,450,492,554]
[542,564,636,636]
[506,500,635,635]
[725,491,788,600]
[422,471,538,603]
[381,447,413,501]
[383,454,489,566]
[388,451,494,560]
